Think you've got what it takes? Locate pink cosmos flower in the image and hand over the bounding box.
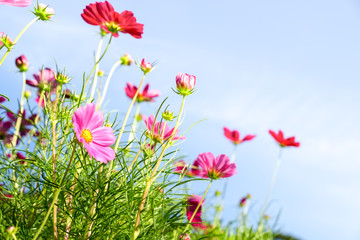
[269,130,300,147]
[142,114,185,143]
[194,152,237,180]
[176,73,196,96]
[125,82,160,102]
[81,1,143,38]
[174,160,201,177]
[186,195,206,230]
[140,58,153,74]
[0,0,31,7]
[7,152,26,165]
[72,103,115,163]
[26,68,57,92]
[223,127,256,145]
[179,234,191,240]
[239,194,251,207]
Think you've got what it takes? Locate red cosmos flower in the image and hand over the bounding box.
[81,1,143,38]
[223,127,256,145]
[125,82,160,102]
[194,152,237,180]
[186,195,207,230]
[269,130,300,147]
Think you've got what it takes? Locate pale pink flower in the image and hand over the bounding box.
[34,3,55,20]
[194,152,237,180]
[72,103,116,163]
[0,0,31,7]
[15,55,28,72]
[0,32,13,49]
[176,72,196,96]
[26,68,57,92]
[142,114,185,143]
[186,195,206,230]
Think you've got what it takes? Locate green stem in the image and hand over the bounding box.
[126,103,140,150]
[97,60,121,109]
[32,141,77,240]
[107,74,146,182]
[182,180,213,237]
[89,38,104,102]
[0,17,39,67]
[85,36,112,89]
[132,96,186,240]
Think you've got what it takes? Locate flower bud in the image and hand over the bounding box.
[0,32,13,50]
[215,190,221,197]
[7,226,17,236]
[15,55,28,72]
[55,72,71,84]
[34,3,55,21]
[162,110,175,121]
[264,214,270,220]
[97,70,105,77]
[24,90,31,99]
[179,234,191,240]
[175,72,196,96]
[120,54,133,66]
[140,58,153,74]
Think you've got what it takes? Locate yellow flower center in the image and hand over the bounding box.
[80,129,93,143]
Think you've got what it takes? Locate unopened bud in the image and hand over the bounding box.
[162,110,175,121]
[139,58,153,74]
[175,72,196,96]
[34,3,55,21]
[15,55,29,72]
[24,90,31,99]
[97,70,105,77]
[120,54,134,66]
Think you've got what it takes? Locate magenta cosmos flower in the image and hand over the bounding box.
[176,72,196,96]
[26,68,57,92]
[72,103,115,163]
[223,127,256,145]
[81,1,143,38]
[7,110,36,137]
[186,195,206,230]
[125,82,160,102]
[269,130,300,147]
[173,160,201,177]
[140,58,153,74]
[142,114,185,143]
[0,0,31,7]
[194,152,237,180]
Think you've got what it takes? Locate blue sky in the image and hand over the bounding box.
[1,1,360,239]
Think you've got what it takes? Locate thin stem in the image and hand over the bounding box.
[89,38,104,102]
[83,165,103,239]
[84,36,112,89]
[52,85,61,240]
[108,74,146,180]
[182,180,213,237]
[32,141,77,240]
[126,103,140,150]
[133,96,186,240]
[0,17,39,67]
[97,60,121,109]
[260,148,283,221]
